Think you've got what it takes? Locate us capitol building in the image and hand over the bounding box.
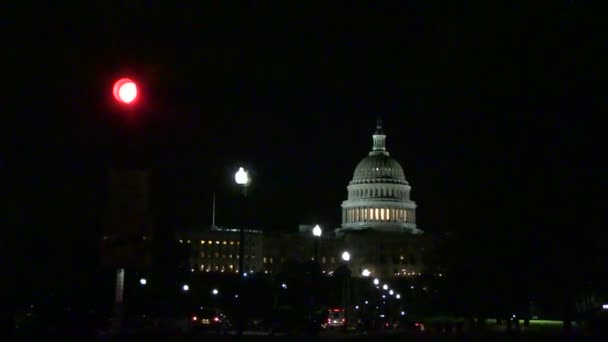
[177,119,431,279]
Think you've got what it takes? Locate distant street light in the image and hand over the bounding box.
[383,284,389,290]
[212,288,219,295]
[312,225,322,237]
[362,269,371,277]
[341,251,351,262]
[182,284,190,292]
[139,278,147,285]
[396,294,401,299]
[389,290,394,295]
[373,278,380,285]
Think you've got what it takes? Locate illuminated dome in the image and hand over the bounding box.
[340,119,421,234]
[352,154,407,184]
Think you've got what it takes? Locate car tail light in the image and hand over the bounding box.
[192,316,198,321]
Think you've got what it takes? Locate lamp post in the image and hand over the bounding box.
[234,167,250,336]
[341,251,352,330]
[312,225,322,262]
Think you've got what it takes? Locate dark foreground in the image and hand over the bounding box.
[13,329,605,341]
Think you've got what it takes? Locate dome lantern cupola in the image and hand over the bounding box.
[371,117,388,155]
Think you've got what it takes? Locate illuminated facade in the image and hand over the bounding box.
[177,226,264,274]
[341,119,421,234]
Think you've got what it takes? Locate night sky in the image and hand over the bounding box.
[6,3,603,264]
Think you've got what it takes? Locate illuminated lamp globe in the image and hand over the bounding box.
[373,278,380,285]
[113,78,138,104]
[362,269,371,277]
[341,251,351,262]
[312,225,322,237]
[234,167,249,185]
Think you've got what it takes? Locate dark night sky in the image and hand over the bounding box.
[5,3,604,257]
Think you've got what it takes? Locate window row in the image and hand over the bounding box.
[344,207,410,223]
[200,252,256,260]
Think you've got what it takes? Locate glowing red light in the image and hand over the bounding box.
[113,78,138,104]
[213,316,220,322]
[192,316,198,321]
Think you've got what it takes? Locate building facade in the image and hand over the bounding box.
[178,119,430,279]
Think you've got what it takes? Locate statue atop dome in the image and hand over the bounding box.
[375,117,384,135]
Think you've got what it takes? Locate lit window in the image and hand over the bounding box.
[331,257,336,264]
[229,264,234,269]
[222,241,227,245]
[187,240,191,243]
[237,241,241,245]
[380,208,385,221]
[215,241,220,244]
[201,240,205,244]
[208,240,212,244]
[230,241,234,245]
[201,251,206,258]
[375,208,379,220]
[263,257,267,263]
[322,257,326,264]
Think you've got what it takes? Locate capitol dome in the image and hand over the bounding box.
[340,119,421,234]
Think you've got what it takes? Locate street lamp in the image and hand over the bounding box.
[139,278,147,286]
[383,284,389,290]
[312,225,322,262]
[212,288,219,295]
[373,278,380,285]
[362,269,371,277]
[234,166,250,336]
[182,284,190,292]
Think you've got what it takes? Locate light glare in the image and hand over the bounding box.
[113,78,138,104]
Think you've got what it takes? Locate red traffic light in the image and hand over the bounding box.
[113,78,138,104]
